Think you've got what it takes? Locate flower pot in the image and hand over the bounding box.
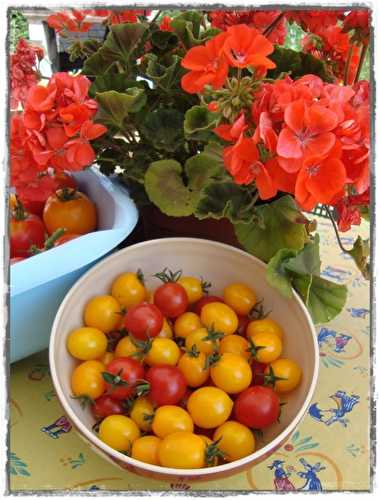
[141,206,242,249]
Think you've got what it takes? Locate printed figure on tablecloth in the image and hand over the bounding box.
[318,328,352,353]
[297,458,325,491]
[309,391,360,427]
[268,460,296,491]
[347,307,370,319]
[321,266,351,283]
[41,416,72,439]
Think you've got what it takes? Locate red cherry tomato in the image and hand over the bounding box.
[10,257,25,265]
[193,295,223,316]
[251,360,267,385]
[237,316,250,336]
[124,303,163,340]
[53,233,80,247]
[104,357,145,400]
[146,365,187,406]
[234,386,280,429]
[91,395,124,420]
[21,199,45,217]
[154,283,188,319]
[10,212,45,258]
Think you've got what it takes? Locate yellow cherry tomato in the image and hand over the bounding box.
[71,360,106,400]
[210,353,252,394]
[152,405,194,438]
[246,318,284,340]
[114,335,141,359]
[187,386,233,429]
[130,397,155,432]
[219,334,250,360]
[145,338,180,367]
[84,295,122,333]
[131,435,161,465]
[201,302,238,335]
[99,415,140,452]
[67,327,107,361]
[178,350,210,388]
[98,351,114,365]
[111,271,147,309]
[174,312,202,339]
[250,331,283,364]
[265,358,302,393]
[223,283,256,316]
[158,432,206,469]
[213,421,255,461]
[185,327,221,355]
[178,276,204,304]
[158,318,173,339]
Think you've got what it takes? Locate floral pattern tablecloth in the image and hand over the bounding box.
[9,218,370,492]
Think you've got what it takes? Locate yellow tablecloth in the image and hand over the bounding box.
[9,218,370,492]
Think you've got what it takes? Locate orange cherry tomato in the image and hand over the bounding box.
[53,233,80,247]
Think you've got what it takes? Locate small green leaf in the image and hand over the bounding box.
[284,234,321,276]
[266,249,298,298]
[143,54,186,92]
[184,105,218,141]
[347,235,370,280]
[140,109,184,152]
[96,89,146,128]
[185,152,225,192]
[151,30,179,51]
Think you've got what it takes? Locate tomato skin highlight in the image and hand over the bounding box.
[91,395,124,420]
[10,213,45,258]
[193,295,223,316]
[146,365,187,407]
[104,357,145,400]
[154,282,188,319]
[124,303,163,341]
[234,386,280,429]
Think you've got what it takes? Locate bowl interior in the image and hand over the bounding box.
[50,238,318,477]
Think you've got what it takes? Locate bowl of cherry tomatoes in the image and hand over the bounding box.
[49,238,319,481]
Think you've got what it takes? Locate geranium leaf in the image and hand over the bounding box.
[185,152,225,191]
[90,74,149,97]
[140,109,184,152]
[184,105,218,141]
[235,195,308,262]
[347,235,370,280]
[284,234,321,276]
[96,89,147,128]
[143,54,186,91]
[266,248,298,298]
[151,30,179,52]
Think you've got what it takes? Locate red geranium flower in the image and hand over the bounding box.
[160,16,173,32]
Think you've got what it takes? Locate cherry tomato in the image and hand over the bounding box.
[193,295,223,316]
[99,415,140,452]
[91,395,124,420]
[213,421,255,461]
[265,358,302,393]
[201,302,238,336]
[71,360,106,400]
[84,295,122,334]
[114,335,141,359]
[67,326,108,361]
[178,276,204,304]
[246,318,283,340]
[130,397,155,432]
[187,386,233,429]
[158,318,173,339]
[111,272,147,309]
[132,435,161,465]
[10,211,45,258]
[249,332,282,364]
[234,386,280,429]
[124,303,163,341]
[103,357,145,400]
[185,327,221,356]
[178,350,210,388]
[158,432,206,469]
[152,405,194,438]
[223,283,257,316]
[98,351,114,365]
[219,335,250,360]
[145,338,180,367]
[146,365,187,406]
[154,282,188,319]
[53,233,80,246]
[210,353,252,394]
[237,316,250,336]
[251,359,267,385]
[43,188,97,235]
[10,257,24,264]
[174,312,202,339]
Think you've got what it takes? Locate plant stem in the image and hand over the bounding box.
[324,204,350,254]
[354,42,368,84]
[150,10,161,24]
[263,12,285,38]
[343,44,354,85]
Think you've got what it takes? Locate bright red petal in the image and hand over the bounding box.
[284,100,305,134]
[304,133,336,159]
[305,157,347,204]
[304,104,339,134]
[277,128,303,159]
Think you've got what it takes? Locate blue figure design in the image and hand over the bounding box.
[297,458,325,491]
[347,307,370,319]
[309,391,359,427]
[334,334,351,353]
[318,328,351,353]
[268,460,296,491]
[41,416,72,439]
[318,328,336,348]
[321,266,351,282]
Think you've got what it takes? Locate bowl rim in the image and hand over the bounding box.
[49,237,319,477]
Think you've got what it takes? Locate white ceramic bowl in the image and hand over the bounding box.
[49,238,319,481]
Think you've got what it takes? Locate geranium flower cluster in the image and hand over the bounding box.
[208,10,287,45]
[10,38,44,109]
[10,73,107,203]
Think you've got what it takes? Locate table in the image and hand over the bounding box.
[9,218,370,492]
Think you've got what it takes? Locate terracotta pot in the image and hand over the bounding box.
[142,206,242,248]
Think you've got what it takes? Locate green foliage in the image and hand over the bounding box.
[141,109,184,152]
[347,235,370,280]
[96,89,147,128]
[9,10,28,52]
[184,105,218,141]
